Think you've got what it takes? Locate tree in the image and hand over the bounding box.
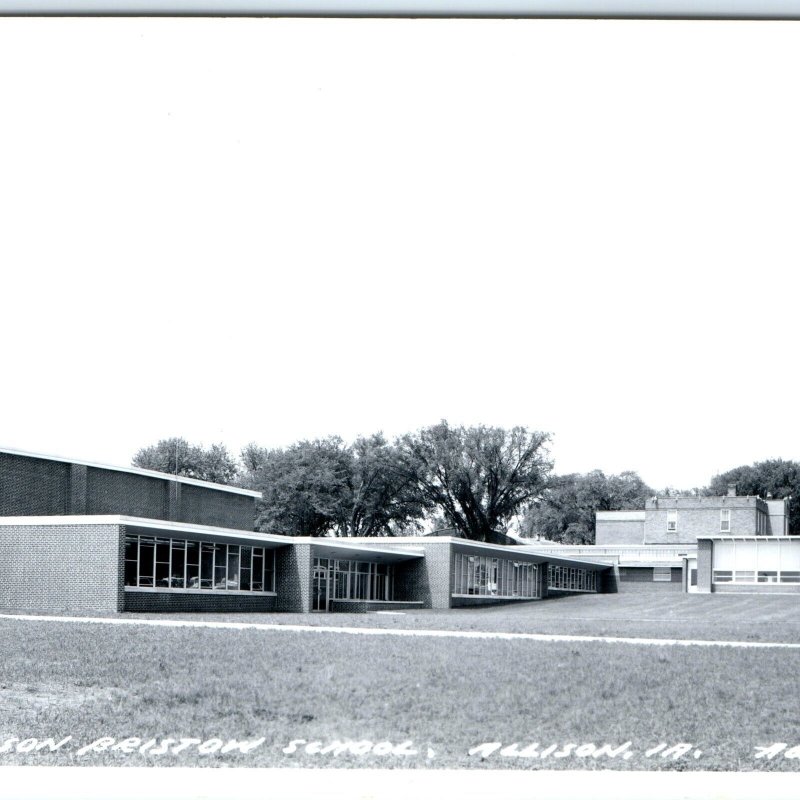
[522,469,653,544]
[239,435,427,537]
[394,421,552,542]
[345,434,426,537]
[240,438,352,537]
[709,459,800,534]
[132,438,239,484]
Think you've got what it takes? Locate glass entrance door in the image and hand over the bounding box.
[687,557,698,593]
[312,558,330,611]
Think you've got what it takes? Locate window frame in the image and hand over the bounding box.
[124,534,277,595]
[666,509,678,532]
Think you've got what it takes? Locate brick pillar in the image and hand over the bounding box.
[539,560,549,598]
[427,542,453,609]
[697,539,713,593]
[68,464,88,514]
[275,543,311,612]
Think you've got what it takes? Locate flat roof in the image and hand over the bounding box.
[698,535,800,541]
[251,534,613,569]
[0,515,285,547]
[378,536,611,569]
[0,446,262,498]
[306,540,424,563]
[596,511,646,521]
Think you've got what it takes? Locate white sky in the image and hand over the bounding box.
[1,19,799,490]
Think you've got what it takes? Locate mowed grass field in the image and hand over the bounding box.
[1,590,800,770]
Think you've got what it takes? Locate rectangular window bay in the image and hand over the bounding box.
[312,557,396,606]
[124,534,276,594]
[453,552,543,599]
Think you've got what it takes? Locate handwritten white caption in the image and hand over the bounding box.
[2,736,800,762]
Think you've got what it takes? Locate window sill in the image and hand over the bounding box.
[124,587,277,596]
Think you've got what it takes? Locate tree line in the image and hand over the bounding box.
[132,428,800,542]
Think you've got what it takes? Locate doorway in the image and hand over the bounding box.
[686,557,698,593]
[312,558,330,611]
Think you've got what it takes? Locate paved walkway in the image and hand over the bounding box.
[1,612,798,649]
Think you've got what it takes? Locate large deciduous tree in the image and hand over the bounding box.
[240,438,351,537]
[132,438,239,485]
[709,459,800,534]
[394,421,552,542]
[240,435,426,537]
[522,470,653,544]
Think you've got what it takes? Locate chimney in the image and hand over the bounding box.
[727,483,737,497]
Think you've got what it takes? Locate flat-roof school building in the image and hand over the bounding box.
[0,448,614,614]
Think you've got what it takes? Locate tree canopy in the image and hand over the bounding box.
[394,421,553,542]
[240,434,426,537]
[522,469,653,544]
[132,438,239,485]
[709,459,800,533]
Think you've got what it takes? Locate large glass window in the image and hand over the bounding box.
[713,539,800,584]
[313,558,396,604]
[452,553,541,599]
[124,535,275,593]
[547,564,598,592]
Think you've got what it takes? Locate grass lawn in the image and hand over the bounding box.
[1,590,799,770]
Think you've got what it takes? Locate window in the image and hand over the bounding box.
[547,564,598,593]
[452,553,541,598]
[713,539,800,585]
[720,509,731,533]
[653,567,672,582]
[124,534,275,593]
[666,510,677,532]
[314,558,395,602]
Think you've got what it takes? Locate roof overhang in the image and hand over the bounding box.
[699,535,799,541]
[0,515,289,548]
[596,511,646,521]
[309,540,424,563]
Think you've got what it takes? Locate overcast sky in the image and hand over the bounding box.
[1,19,798,490]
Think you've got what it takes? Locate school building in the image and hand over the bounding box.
[0,447,614,614]
[560,484,799,593]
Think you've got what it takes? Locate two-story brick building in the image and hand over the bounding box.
[577,483,795,592]
[0,447,614,614]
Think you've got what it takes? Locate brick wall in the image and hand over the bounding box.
[711,583,800,594]
[0,522,123,612]
[86,467,169,519]
[328,600,424,613]
[697,539,713,593]
[618,567,682,582]
[178,484,255,530]
[404,541,452,608]
[275,543,311,612]
[644,497,762,544]
[123,591,277,612]
[1,452,257,531]
[451,596,537,608]
[595,519,645,545]
[767,499,789,536]
[616,567,682,591]
[69,465,87,514]
[0,453,69,516]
